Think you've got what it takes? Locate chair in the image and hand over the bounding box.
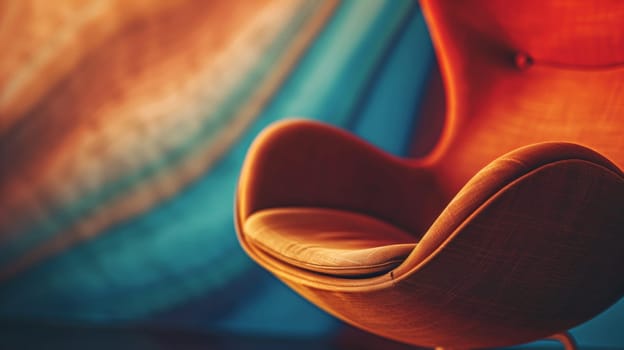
[234,1,624,348]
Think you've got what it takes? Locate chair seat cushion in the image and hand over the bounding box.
[244,207,417,277]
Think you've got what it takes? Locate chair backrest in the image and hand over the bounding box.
[420,0,624,195]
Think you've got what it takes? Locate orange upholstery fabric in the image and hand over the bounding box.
[235,1,624,348]
[420,1,624,195]
[238,120,445,237]
[245,207,416,277]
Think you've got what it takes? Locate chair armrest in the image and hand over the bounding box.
[403,141,624,271]
[237,119,445,235]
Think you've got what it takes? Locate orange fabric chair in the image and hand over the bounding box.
[235,1,624,349]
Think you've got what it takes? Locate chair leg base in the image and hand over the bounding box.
[434,331,577,350]
[547,332,577,350]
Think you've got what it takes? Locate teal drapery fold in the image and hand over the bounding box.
[0,0,432,336]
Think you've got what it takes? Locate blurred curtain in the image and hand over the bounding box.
[0,0,433,336]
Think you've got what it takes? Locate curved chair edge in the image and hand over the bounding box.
[236,139,624,292]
